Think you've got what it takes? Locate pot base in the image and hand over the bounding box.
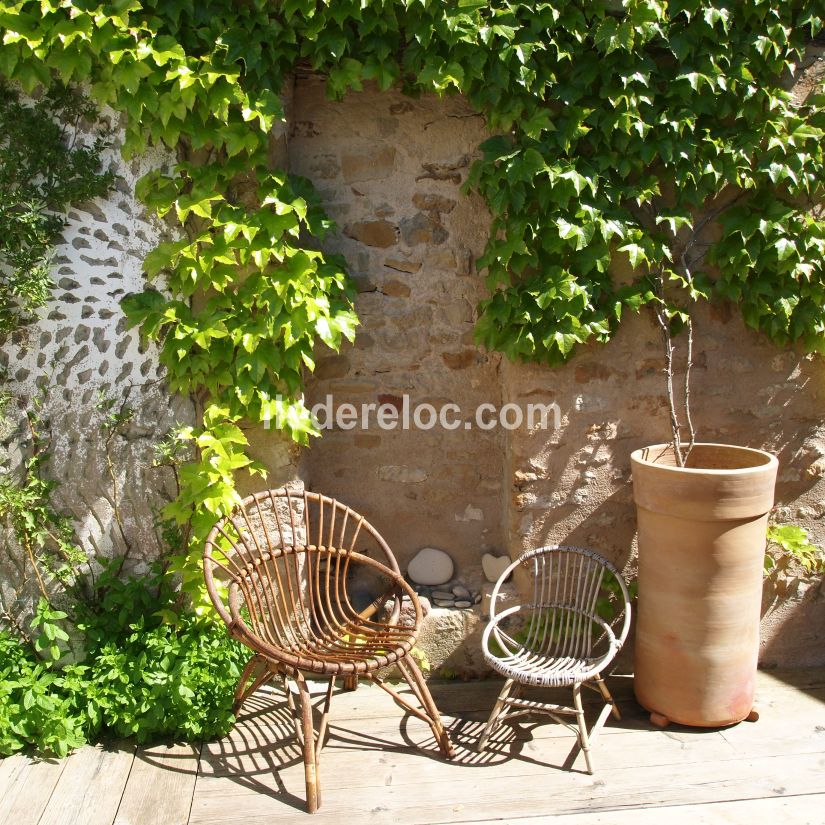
[635,690,756,729]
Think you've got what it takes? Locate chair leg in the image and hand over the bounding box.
[593,673,621,721]
[286,680,304,746]
[572,682,594,775]
[315,678,335,763]
[477,678,515,752]
[233,655,274,715]
[342,674,359,691]
[397,658,456,759]
[294,672,321,813]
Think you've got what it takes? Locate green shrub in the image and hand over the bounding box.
[0,567,249,757]
[0,630,87,757]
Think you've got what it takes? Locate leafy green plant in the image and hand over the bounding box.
[78,567,248,743]
[466,4,825,465]
[30,597,69,662]
[0,630,88,757]
[0,564,250,758]
[765,524,825,575]
[0,82,113,333]
[122,159,357,598]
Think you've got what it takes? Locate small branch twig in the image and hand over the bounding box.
[1,606,35,648]
[653,268,684,467]
[101,393,135,573]
[21,534,49,599]
[683,191,747,259]
[683,316,696,463]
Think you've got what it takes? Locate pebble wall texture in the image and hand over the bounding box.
[1,78,823,670]
[0,110,193,620]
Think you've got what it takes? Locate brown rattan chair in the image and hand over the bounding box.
[477,545,631,773]
[203,489,455,813]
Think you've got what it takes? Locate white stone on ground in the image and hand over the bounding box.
[407,547,454,586]
[482,552,511,583]
[432,589,455,600]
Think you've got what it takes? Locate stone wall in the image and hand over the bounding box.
[504,307,825,669]
[290,74,507,593]
[0,120,190,610]
[289,77,825,671]
[0,110,199,640]
[2,78,823,670]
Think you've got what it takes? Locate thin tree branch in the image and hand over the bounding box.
[653,268,684,467]
[683,316,696,463]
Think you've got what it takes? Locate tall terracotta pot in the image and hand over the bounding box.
[631,443,778,727]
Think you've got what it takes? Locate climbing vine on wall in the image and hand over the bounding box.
[1,0,824,595]
[0,81,113,334]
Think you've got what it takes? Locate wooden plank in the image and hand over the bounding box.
[465,793,825,825]
[0,753,23,799]
[719,689,825,757]
[750,684,825,717]
[248,669,821,734]
[250,675,642,724]
[224,675,779,772]
[37,743,135,825]
[754,668,825,691]
[190,749,825,825]
[0,754,66,825]
[225,663,825,723]
[195,667,825,825]
[2,668,821,825]
[193,668,825,825]
[113,743,201,825]
[197,715,739,799]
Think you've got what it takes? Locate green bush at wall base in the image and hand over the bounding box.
[0,569,249,758]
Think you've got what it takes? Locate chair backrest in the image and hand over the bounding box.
[203,489,404,655]
[490,545,631,662]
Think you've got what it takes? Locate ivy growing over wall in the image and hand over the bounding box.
[1,0,824,595]
[0,84,252,758]
[0,81,112,333]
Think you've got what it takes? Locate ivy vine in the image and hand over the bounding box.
[0,81,113,334]
[2,1,824,595]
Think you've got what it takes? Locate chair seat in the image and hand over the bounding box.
[274,618,417,674]
[484,648,600,687]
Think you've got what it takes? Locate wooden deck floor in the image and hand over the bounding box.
[1,668,823,825]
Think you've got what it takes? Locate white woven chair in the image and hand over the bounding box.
[477,545,631,773]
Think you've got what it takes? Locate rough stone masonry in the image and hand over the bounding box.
[2,77,824,671]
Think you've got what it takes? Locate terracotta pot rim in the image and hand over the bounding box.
[631,442,778,475]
